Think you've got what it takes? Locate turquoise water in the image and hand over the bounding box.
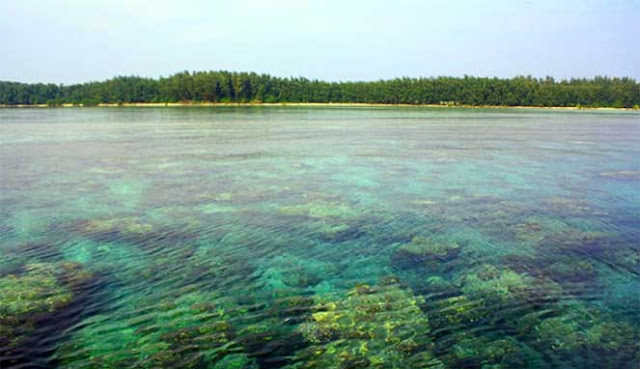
[1,107,639,369]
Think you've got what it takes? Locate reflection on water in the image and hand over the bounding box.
[1,107,639,368]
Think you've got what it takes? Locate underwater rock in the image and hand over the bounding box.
[391,236,461,270]
[288,279,434,368]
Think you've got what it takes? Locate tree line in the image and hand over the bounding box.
[1,71,639,108]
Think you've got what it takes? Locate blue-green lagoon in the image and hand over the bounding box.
[1,107,639,368]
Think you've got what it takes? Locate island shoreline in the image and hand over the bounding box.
[1,102,638,111]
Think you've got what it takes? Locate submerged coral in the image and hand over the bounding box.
[391,236,461,270]
[543,259,597,284]
[428,295,488,330]
[255,254,338,299]
[531,310,640,368]
[542,197,599,216]
[448,334,527,369]
[288,279,437,368]
[55,292,258,369]
[0,262,93,364]
[457,264,560,304]
[0,266,71,319]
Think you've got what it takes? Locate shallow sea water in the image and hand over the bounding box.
[1,107,639,369]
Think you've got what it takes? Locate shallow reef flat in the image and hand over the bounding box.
[1,107,639,368]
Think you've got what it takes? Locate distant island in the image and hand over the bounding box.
[1,71,639,109]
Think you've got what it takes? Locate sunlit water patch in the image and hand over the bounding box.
[1,107,639,368]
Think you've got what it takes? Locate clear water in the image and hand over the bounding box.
[1,107,639,369]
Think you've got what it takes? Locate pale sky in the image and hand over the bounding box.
[1,0,639,84]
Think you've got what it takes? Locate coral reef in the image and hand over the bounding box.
[531,310,640,367]
[0,262,94,364]
[55,292,257,369]
[258,254,338,291]
[447,334,526,369]
[288,279,437,368]
[391,236,461,270]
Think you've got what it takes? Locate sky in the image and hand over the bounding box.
[1,0,639,84]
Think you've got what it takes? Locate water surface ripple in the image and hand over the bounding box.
[1,107,639,369]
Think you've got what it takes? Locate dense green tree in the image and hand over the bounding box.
[1,71,639,108]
